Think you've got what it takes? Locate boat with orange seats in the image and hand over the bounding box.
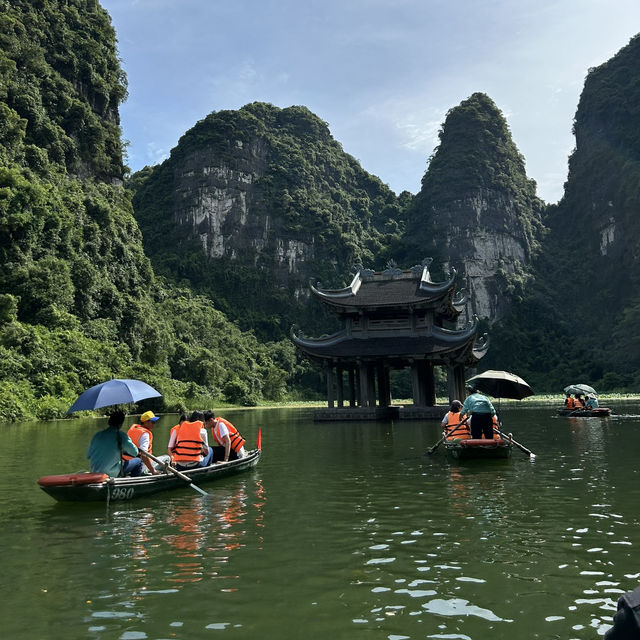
[38,448,261,503]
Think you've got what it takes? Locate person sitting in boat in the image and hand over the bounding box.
[169,410,214,470]
[204,411,247,462]
[461,384,497,440]
[168,413,187,461]
[124,410,162,475]
[564,393,575,409]
[441,400,470,439]
[575,394,586,407]
[87,410,143,477]
[491,414,502,439]
[585,394,599,409]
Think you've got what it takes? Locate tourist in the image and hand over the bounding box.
[86,410,143,477]
[204,411,247,462]
[461,385,497,440]
[585,395,599,410]
[168,410,213,470]
[603,585,640,638]
[124,410,161,475]
[564,393,574,408]
[441,400,469,437]
[168,413,187,459]
[575,394,586,407]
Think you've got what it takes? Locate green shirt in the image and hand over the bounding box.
[461,392,496,416]
[86,426,138,477]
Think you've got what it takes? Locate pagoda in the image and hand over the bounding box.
[292,259,488,420]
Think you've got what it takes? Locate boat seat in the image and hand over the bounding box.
[37,472,109,487]
[461,439,506,446]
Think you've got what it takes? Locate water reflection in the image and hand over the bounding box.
[165,501,207,583]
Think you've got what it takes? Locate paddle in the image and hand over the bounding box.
[426,420,468,454]
[140,450,209,496]
[493,427,536,459]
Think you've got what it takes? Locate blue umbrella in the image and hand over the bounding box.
[67,379,162,413]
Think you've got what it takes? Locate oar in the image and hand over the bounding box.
[140,450,209,496]
[493,427,535,459]
[426,420,468,454]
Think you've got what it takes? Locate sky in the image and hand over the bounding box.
[100,0,640,204]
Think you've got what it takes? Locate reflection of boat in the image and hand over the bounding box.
[557,408,611,417]
[444,437,512,460]
[37,449,261,503]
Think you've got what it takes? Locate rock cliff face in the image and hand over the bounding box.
[132,97,547,338]
[535,33,640,363]
[483,33,640,390]
[403,93,545,324]
[172,138,315,293]
[131,103,401,338]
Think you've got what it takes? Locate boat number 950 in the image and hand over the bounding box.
[110,487,135,500]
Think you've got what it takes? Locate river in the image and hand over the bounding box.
[1,403,639,639]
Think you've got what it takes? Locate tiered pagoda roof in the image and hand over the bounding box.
[292,320,488,366]
[292,259,488,367]
[309,260,465,321]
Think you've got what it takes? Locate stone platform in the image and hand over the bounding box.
[313,405,445,422]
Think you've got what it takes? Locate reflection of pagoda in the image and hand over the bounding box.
[292,259,488,420]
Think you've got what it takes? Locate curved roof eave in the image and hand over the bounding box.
[309,272,361,301]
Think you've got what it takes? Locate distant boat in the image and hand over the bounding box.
[557,408,611,417]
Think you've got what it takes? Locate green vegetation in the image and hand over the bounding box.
[403,93,546,273]
[0,1,301,421]
[130,102,406,342]
[1,3,639,421]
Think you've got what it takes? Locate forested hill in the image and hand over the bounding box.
[129,102,406,341]
[2,1,640,421]
[485,34,640,391]
[402,92,546,323]
[0,1,298,421]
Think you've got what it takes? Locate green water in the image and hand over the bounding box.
[1,405,639,639]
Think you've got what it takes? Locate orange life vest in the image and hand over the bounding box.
[122,424,153,460]
[491,415,501,440]
[172,421,206,462]
[212,418,246,453]
[168,424,179,460]
[446,411,470,440]
[565,397,575,409]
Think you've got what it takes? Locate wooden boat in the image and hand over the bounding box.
[557,407,611,417]
[444,437,513,460]
[38,448,261,503]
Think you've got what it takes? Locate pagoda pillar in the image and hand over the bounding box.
[377,362,390,407]
[336,365,344,408]
[447,364,466,403]
[359,362,369,407]
[367,364,377,407]
[348,368,356,407]
[411,362,424,407]
[326,364,335,408]
[425,362,436,406]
